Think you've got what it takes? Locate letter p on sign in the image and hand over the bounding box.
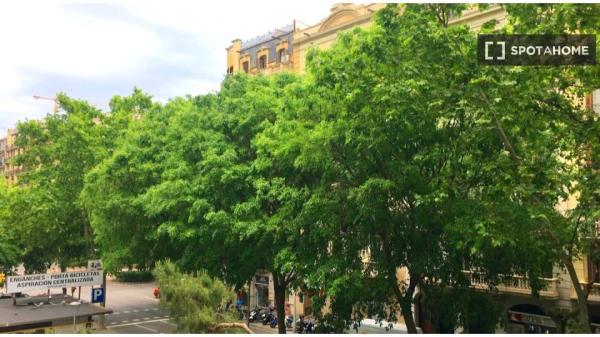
[92,287,105,303]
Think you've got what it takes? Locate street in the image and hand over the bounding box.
[79,279,175,334]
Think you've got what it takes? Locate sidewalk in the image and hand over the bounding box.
[352,319,422,334]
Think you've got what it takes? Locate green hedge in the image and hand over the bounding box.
[115,270,154,282]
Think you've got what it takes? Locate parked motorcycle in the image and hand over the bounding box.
[248,307,265,322]
[262,310,276,326]
[285,315,294,329]
[269,314,278,328]
[295,317,316,334]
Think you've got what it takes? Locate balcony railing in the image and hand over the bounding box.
[463,270,559,299]
[576,282,600,303]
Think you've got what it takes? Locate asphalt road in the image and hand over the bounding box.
[78,279,175,334]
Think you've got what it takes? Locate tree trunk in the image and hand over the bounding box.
[400,298,418,334]
[563,257,592,333]
[390,268,418,334]
[273,273,287,334]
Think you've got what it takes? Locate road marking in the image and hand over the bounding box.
[155,320,177,327]
[122,320,129,323]
[133,309,140,313]
[153,316,160,319]
[152,308,159,311]
[108,318,170,329]
[144,308,150,311]
[133,324,160,333]
[112,312,120,315]
[109,322,117,325]
[124,311,131,314]
[163,315,169,318]
[143,317,150,320]
[133,319,140,322]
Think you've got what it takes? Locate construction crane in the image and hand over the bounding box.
[33,95,59,114]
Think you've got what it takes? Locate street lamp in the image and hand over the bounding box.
[70,301,81,334]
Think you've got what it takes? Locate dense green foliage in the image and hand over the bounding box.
[0,177,18,272]
[1,3,598,334]
[153,260,236,333]
[114,270,154,282]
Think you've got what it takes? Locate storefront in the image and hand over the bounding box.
[506,308,557,334]
[253,274,271,308]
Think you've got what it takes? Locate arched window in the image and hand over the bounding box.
[259,55,267,69]
[278,48,287,63]
[242,61,249,73]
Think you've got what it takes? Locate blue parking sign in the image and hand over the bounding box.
[92,287,105,303]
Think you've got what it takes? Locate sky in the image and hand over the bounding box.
[0,0,336,136]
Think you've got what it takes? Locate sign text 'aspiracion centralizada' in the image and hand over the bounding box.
[5,271,103,293]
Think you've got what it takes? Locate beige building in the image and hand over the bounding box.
[226,4,508,76]
[0,129,23,185]
[226,24,295,76]
[248,270,311,318]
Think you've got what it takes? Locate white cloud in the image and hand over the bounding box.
[0,4,162,79]
[0,1,337,132]
[117,1,334,38]
[160,78,221,98]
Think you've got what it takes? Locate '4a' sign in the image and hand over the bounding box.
[88,260,103,271]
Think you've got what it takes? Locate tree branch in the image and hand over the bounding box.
[213,323,253,334]
[479,89,521,167]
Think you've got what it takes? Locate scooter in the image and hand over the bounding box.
[248,307,265,322]
[269,314,277,328]
[295,319,316,334]
[285,315,294,329]
[262,310,276,326]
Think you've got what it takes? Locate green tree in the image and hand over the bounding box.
[0,176,18,273]
[81,94,175,273]
[153,260,250,333]
[286,3,599,333]
[10,90,152,272]
[474,4,600,331]
[83,74,310,333]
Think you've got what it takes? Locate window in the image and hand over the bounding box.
[227,66,233,74]
[259,55,267,69]
[278,48,287,63]
[242,61,249,73]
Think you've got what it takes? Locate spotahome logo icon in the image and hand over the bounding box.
[478,34,596,65]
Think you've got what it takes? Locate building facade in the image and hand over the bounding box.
[226,25,295,76]
[0,129,23,185]
[226,4,507,76]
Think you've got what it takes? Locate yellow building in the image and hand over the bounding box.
[291,3,386,73]
[226,4,508,76]
[226,24,295,76]
[0,129,23,185]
